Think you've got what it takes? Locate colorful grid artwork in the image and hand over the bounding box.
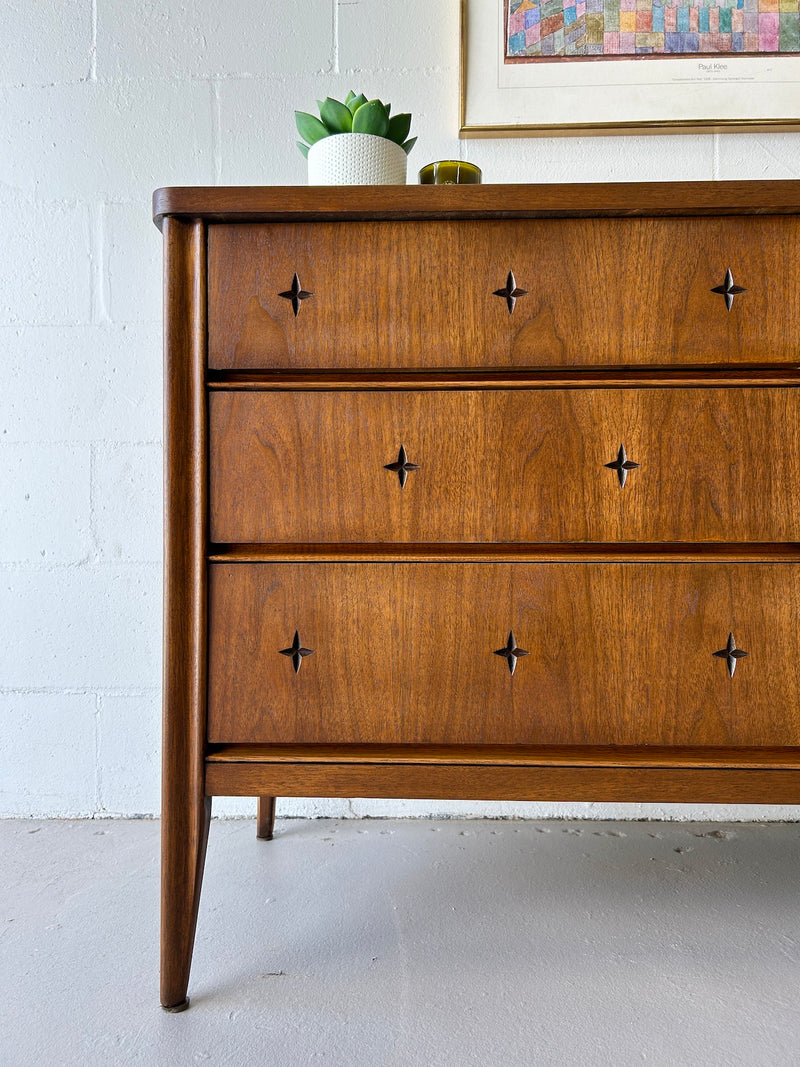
[506,0,800,56]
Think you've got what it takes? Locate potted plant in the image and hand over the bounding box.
[295,92,416,186]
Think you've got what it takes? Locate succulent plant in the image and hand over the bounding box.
[295,91,417,159]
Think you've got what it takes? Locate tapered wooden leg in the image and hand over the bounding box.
[160,217,210,1012]
[161,794,212,1010]
[257,796,276,840]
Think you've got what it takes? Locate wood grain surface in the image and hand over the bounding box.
[208,369,800,389]
[256,795,276,839]
[207,562,800,747]
[209,544,800,562]
[160,218,210,1011]
[207,744,800,769]
[204,761,800,804]
[159,185,800,1008]
[208,217,800,369]
[209,387,800,544]
[153,180,800,230]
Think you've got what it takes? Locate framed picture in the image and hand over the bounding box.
[460,0,800,135]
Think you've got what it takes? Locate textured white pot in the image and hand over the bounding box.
[307,133,407,185]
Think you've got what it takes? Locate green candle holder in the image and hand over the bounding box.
[418,160,482,185]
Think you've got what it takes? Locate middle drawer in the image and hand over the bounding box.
[210,387,799,544]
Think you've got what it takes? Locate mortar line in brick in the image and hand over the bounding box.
[143,68,455,83]
[211,80,222,185]
[0,559,160,573]
[0,559,95,573]
[87,71,345,84]
[0,440,161,449]
[90,202,110,325]
[90,0,97,81]
[0,319,104,330]
[0,322,125,331]
[95,692,103,813]
[337,65,456,76]
[92,440,163,451]
[0,687,159,696]
[88,442,100,560]
[0,556,164,568]
[333,0,340,74]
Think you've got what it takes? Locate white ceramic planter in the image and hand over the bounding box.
[307,133,407,185]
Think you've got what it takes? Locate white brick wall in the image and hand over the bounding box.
[1,0,798,820]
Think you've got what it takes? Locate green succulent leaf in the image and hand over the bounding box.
[346,92,368,117]
[320,96,353,134]
[297,93,412,152]
[352,99,389,137]
[295,110,329,145]
[387,113,412,146]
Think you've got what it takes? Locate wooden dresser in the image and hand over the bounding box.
[154,181,800,1010]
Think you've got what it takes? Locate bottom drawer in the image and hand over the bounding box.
[207,562,800,747]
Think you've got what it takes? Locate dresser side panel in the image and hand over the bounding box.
[161,217,211,1009]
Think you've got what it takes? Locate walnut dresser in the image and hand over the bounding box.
[154,181,800,1010]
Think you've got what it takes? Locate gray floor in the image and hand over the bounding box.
[1,818,799,1067]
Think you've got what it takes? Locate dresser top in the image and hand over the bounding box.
[153,180,800,230]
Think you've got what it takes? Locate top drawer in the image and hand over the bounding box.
[208,216,800,371]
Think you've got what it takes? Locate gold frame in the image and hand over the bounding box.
[459,0,800,137]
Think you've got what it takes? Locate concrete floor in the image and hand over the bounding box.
[1,819,799,1067]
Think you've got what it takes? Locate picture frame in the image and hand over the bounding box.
[460,0,800,136]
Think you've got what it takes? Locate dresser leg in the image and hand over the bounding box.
[160,794,212,1011]
[257,796,277,840]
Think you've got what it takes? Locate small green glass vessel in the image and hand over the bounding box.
[418,160,482,185]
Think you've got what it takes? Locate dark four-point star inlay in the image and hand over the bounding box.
[493,631,530,676]
[713,632,749,678]
[279,630,315,674]
[711,268,747,311]
[493,270,529,314]
[605,443,640,488]
[279,272,314,316]
[384,444,420,488]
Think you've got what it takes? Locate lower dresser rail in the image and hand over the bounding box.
[205,745,800,804]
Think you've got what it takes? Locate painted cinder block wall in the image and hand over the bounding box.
[1,1,797,819]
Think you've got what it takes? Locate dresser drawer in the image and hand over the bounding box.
[208,216,800,370]
[207,562,800,747]
[209,387,800,544]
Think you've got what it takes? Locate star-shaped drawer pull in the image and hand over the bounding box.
[493,631,530,676]
[279,272,314,316]
[493,270,528,314]
[279,630,315,674]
